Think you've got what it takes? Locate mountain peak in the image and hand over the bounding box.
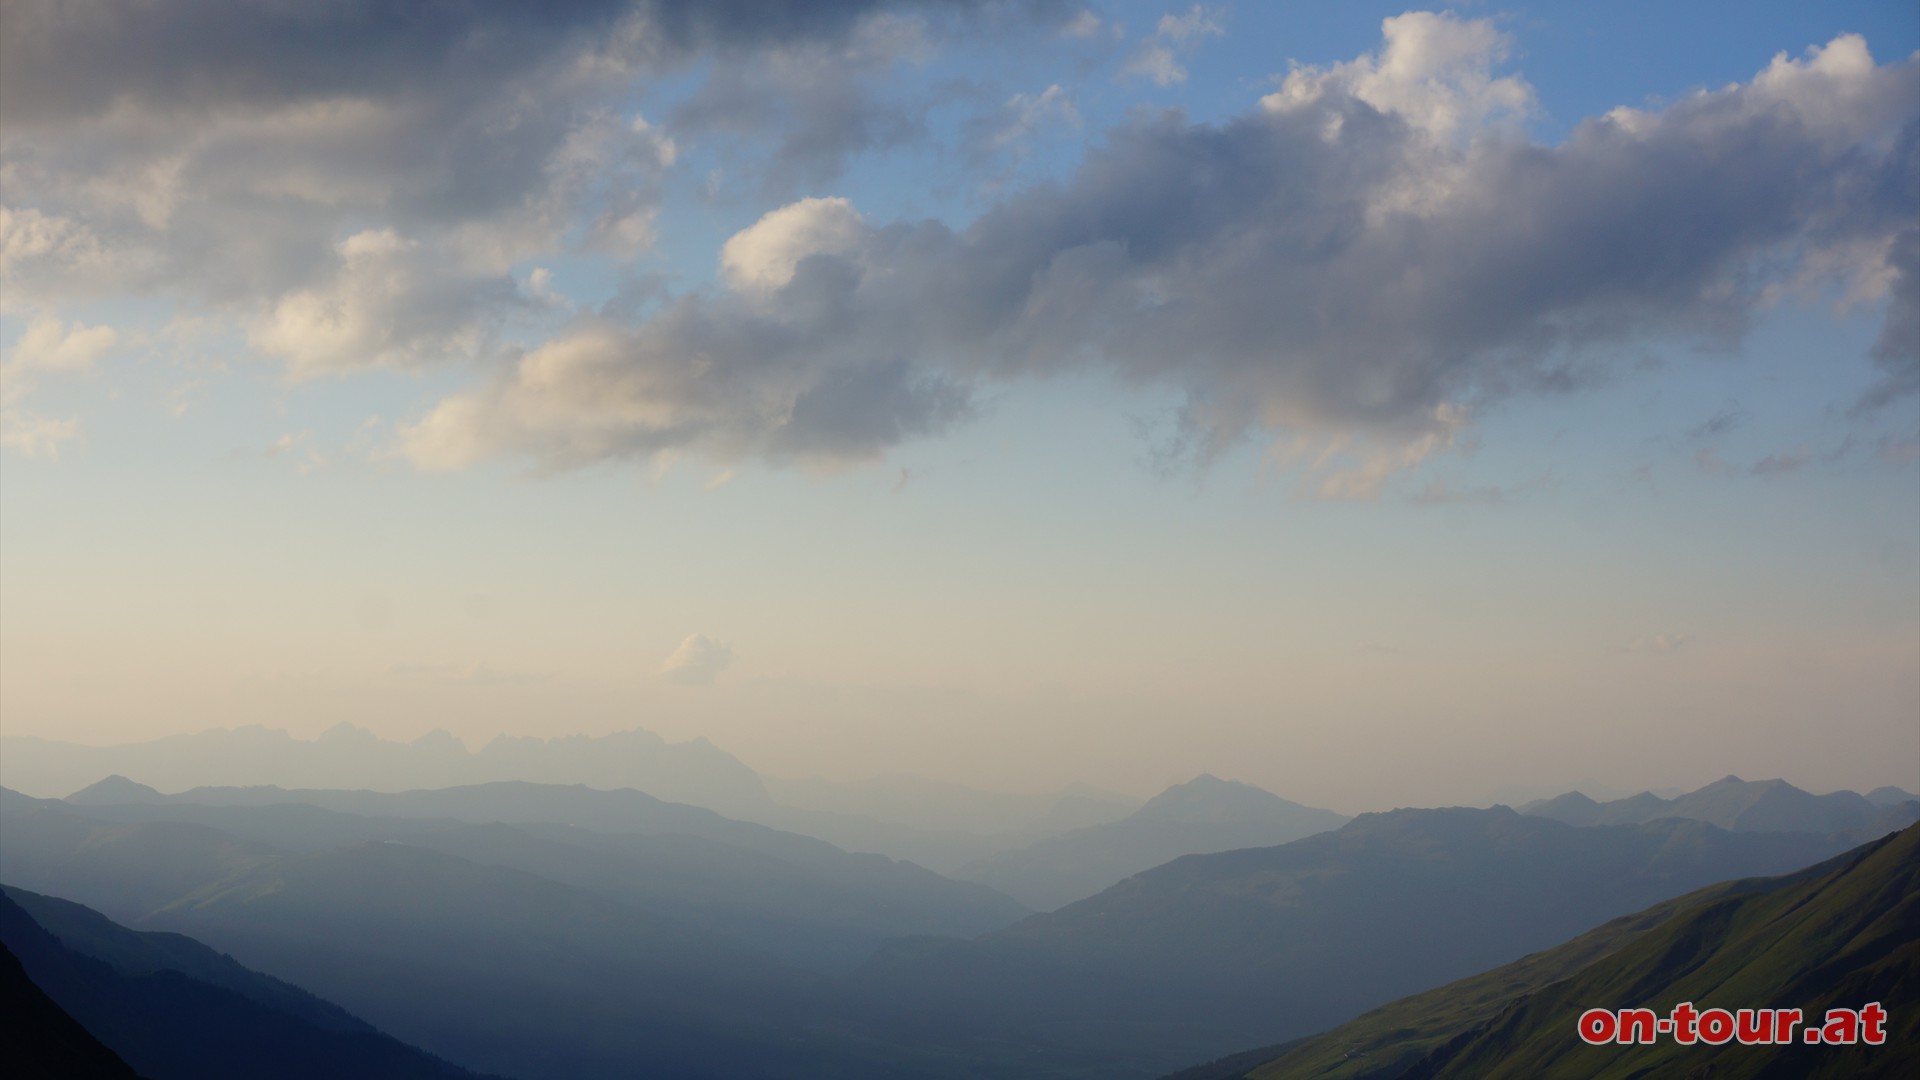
[1134,775,1295,825]
[64,775,165,804]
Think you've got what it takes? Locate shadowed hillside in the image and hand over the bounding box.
[0,889,495,1080]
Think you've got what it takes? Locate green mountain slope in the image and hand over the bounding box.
[1404,822,1917,1079]
[1219,823,1916,1080]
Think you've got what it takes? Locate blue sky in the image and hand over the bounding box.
[1,2,1915,809]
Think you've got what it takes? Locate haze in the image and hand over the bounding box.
[2,0,1916,814]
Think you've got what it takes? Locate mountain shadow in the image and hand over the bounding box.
[0,887,497,1080]
[1,938,145,1080]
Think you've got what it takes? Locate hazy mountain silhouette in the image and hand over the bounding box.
[952,775,1349,910]
[0,785,1036,1078]
[1864,785,1919,807]
[9,783,1026,970]
[0,888,495,1080]
[1211,823,1918,1079]
[763,774,1141,837]
[1522,775,1919,838]
[2,725,772,817]
[845,808,1858,1077]
[1,939,145,1080]
[1,800,912,1078]
[2,779,1878,1079]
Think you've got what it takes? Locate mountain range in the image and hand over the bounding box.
[2,768,1904,1079]
[1,725,1151,872]
[954,774,1350,910]
[1522,775,1919,838]
[0,725,773,818]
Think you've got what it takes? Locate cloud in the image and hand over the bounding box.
[666,14,935,193]
[721,197,870,294]
[0,1,1056,369]
[247,229,527,377]
[659,633,736,685]
[1263,11,1533,143]
[0,414,79,457]
[1122,5,1224,87]
[398,18,1919,495]
[0,316,117,457]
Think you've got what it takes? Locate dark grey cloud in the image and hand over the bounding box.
[404,24,1919,492]
[1,0,1062,377]
[0,1,1054,125]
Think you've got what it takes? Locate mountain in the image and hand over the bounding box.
[1,724,772,818]
[1220,822,1918,1079]
[0,795,965,1079]
[9,783,1027,971]
[952,775,1350,910]
[845,807,1858,1078]
[1521,775,1917,838]
[1865,785,1919,807]
[0,887,494,1080]
[1,940,144,1080]
[113,779,839,863]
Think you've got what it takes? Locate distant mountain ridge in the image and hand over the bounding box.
[1521,775,1918,838]
[6,781,1028,972]
[1,725,773,818]
[3,727,1158,871]
[952,774,1350,910]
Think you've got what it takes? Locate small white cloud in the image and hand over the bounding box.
[659,633,736,685]
[720,197,869,294]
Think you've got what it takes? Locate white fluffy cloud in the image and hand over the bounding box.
[659,633,736,685]
[1263,11,1534,142]
[721,197,870,294]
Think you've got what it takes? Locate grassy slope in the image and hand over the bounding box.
[1237,824,1916,1080]
[1416,823,1917,1079]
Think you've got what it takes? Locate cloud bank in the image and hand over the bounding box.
[400,16,1918,495]
[3,7,1913,494]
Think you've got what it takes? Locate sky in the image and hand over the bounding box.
[1,0,1916,812]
